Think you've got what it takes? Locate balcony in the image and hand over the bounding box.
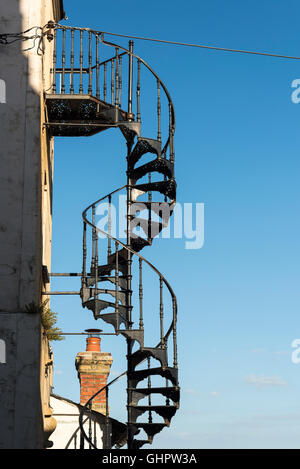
[44,23,174,159]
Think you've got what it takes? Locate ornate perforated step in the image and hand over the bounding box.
[130,236,152,252]
[130,217,167,240]
[107,248,128,266]
[128,138,161,169]
[129,405,177,426]
[97,275,128,290]
[81,286,127,304]
[45,95,128,137]
[128,386,180,407]
[97,261,128,276]
[82,298,129,318]
[129,158,174,183]
[129,423,167,442]
[101,312,130,330]
[128,367,178,389]
[131,439,151,449]
[119,329,144,347]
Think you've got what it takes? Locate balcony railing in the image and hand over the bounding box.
[47,24,175,161]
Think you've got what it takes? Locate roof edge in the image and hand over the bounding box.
[53,0,65,22]
[50,392,126,428]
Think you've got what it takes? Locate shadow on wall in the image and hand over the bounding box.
[0,339,5,363]
[0,79,5,103]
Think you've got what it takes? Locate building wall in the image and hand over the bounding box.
[0,0,63,448]
[50,395,106,449]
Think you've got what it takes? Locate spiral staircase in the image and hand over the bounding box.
[44,23,179,449]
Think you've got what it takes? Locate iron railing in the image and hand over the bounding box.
[47,24,175,162]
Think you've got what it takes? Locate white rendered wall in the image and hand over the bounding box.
[50,396,105,449]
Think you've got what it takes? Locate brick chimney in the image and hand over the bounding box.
[75,330,113,415]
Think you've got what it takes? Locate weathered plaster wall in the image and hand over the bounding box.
[0,0,62,448]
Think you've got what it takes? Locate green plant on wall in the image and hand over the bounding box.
[25,300,64,341]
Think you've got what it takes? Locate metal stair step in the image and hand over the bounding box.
[128,366,178,388]
[129,218,166,239]
[131,439,151,449]
[133,179,176,202]
[129,201,175,227]
[129,405,178,426]
[119,329,144,348]
[100,312,130,330]
[45,95,127,137]
[130,236,152,253]
[98,275,128,290]
[97,261,128,276]
[128,423,167,442]
[129,158,174,183]
[119,121,141,142]
[128,386,180,406]
[129,347,168,370]
[96,288,127,304]
[95,107,124,124]
[86,275,128,290]
[128,138,161,169]
[142,201,175,214]
[83,298,128,318]
[107,248,128,266]
[81,286,126,305]
[82,298,111,315]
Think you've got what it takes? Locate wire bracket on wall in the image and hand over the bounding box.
[0,25,47,54]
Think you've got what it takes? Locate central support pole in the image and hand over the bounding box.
[126,138,134,450]
[127,40,134,121]
[126,39,134,450]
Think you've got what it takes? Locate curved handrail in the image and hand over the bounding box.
[79,371,127,450]
[82,188,178,348]
[65,415,89,449]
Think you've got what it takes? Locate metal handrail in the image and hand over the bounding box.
[79,371,127,449]
[55,52,127,72]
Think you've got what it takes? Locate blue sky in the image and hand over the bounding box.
[50,0,300,448]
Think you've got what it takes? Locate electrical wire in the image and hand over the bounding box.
[99,30,300,60]
[2,23,300,61]
[0,25,46,55]
[51,23,300,60]
[0,26,42,44]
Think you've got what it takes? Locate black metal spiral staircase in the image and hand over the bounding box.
[45,23,179,449]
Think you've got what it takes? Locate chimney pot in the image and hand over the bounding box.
[86,336,101,352]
